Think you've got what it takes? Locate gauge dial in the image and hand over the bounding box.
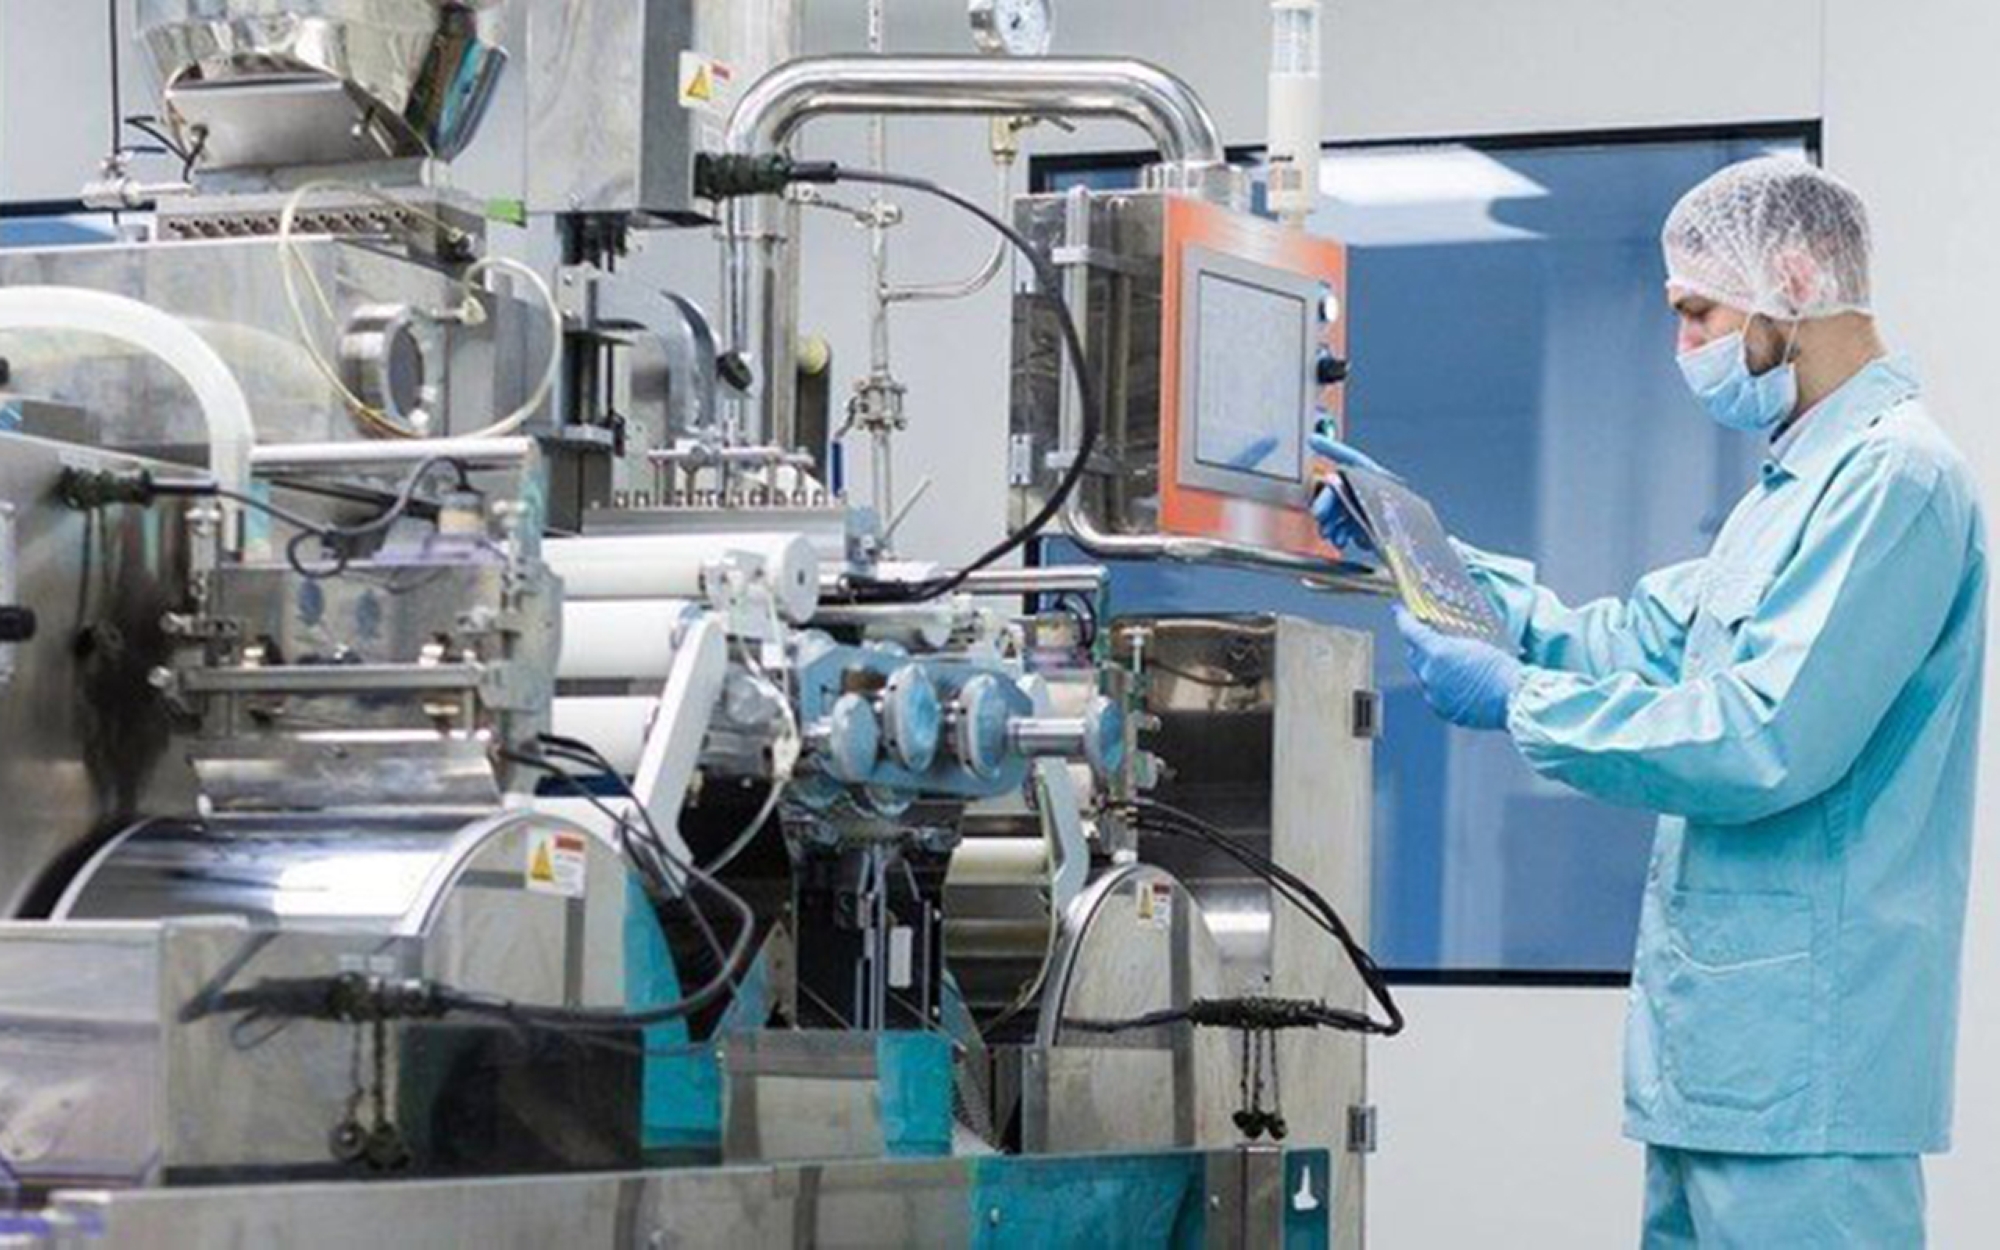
[970,0,1055,57]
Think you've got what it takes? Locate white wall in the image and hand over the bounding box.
[0,0,117,203]
[1821,3,2000,1245]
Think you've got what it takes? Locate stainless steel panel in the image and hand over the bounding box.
[1272,616,1373,1250]
[527,0,703,221]
[721,1031,888,1164]
[191,735,502,813]
[1119,613,1375,1247]
[32,1147,1318,1248]
[4,810,647,1185]
[0,236,540,453]
[1010,191,1168,538]
[136,0,507,168]
[187,554,559,796]
[0,437,192,918]
[1025,865,1239,1152]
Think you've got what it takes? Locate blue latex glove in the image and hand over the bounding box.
[1308,432,1392,555]
[1393,605,1524,732]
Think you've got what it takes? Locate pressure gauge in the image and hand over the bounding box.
[970,0,1055,57]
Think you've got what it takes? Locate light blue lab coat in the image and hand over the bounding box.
[1461,357,1985,1155]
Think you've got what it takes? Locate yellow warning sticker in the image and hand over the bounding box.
[526,829,589,898]
[679,51,737,117]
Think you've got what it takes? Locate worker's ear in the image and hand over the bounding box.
[1771,247,1825,316]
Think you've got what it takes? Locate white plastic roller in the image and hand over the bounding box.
[549,697,658,774]
[559,599,701,681]
[545,532,821,623]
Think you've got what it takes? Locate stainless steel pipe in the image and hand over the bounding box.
[718,56,1235,448]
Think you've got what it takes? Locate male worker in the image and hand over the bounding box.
[1314,157,1985,1247]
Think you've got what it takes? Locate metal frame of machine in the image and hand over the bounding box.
[0,1,1396,1245]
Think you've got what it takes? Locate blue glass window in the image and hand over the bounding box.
[1037,127,1814,975]
[0,211,121,248]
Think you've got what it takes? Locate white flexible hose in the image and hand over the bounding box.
[455,256,563,440]
[0,286,255,497]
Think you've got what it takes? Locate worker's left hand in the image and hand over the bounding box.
[1394,605,1524,732]
[1308,432,1392,556]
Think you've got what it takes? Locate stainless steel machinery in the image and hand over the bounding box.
[0,1,1396,1244]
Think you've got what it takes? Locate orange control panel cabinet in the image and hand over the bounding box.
[1157,196,1349,561]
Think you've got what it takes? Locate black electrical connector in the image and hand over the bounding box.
[193,972,448,1024]
[693,153,838,201]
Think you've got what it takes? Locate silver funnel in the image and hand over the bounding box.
[136,0,507,171]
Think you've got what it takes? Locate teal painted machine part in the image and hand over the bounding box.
[1284,1150,1334,1249]
[967,1153,1208,1248]
[621,877,707,1150]
[876,1032,955,1159]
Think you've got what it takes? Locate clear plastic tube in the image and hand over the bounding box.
[0,286,255,497]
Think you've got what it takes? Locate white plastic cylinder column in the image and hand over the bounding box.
[559,599,699,681]
[1267,0,1324,226]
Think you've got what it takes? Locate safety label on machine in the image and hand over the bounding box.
[526,830,589,899]
[679,52,738,118]
[1137,881,1174,932]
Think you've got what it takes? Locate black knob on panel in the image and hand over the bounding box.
[0,608,35,643]
[717,351,757,394]
[1316,353,1351,386]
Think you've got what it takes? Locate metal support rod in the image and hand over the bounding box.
[883,162,1014,304]
[250,438,537,474]
[1059,490,1395,595]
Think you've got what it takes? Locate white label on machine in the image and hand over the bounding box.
[526,830,589,898]
[679,52,738,118]
[888,925,915,989]
[1137,881,1174,932]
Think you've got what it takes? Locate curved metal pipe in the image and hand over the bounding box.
[723,56,1227,164]
[719,56,1234,448]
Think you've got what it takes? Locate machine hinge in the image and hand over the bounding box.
[1008,434,1037,487]
[1347,1103,1379,1154]
[1351,689,1382,739]
[1049,244,1158,279]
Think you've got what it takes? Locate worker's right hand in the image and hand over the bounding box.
[1308,432,1392,556]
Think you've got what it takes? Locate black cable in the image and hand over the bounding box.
[529,734,734,970]
[779,165,1101,605]
[528,737,734,977]
[123,116,189,164]
[1054,590,1099,649]
[1130,798,1403,1037]
[1141,803,1399,1035]
[152,457,471,581]
[478,741,758,1030]
[191,739,761,1036]
[1066,997,1379,1036]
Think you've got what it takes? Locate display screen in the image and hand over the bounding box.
[1192,272,1308,483]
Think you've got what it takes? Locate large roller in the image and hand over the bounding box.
[545,533,820,624]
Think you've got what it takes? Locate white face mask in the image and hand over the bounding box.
[1676,318,1801,433]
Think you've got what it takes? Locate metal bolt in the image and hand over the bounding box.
[1208,1195,1223,1211]
[986,1208,1002,1228]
